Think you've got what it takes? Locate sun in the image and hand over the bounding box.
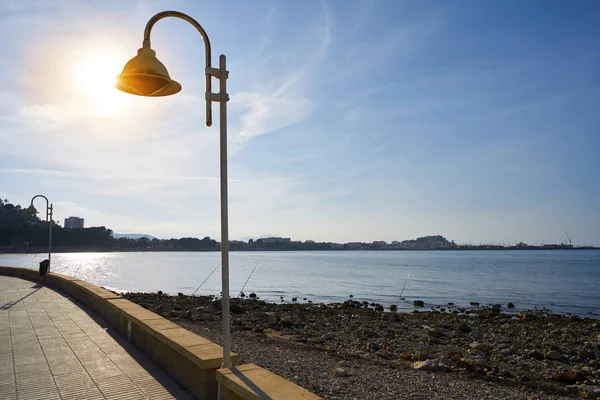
[74,51,129,116]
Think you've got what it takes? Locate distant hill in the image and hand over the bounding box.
[112,233,156,240]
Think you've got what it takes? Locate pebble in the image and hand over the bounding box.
[331,367,349,377]
[412,360,448,372]
[470,342,488,351]
[547,350,562,361]
[470,330,483,339]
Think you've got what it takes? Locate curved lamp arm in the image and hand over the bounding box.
[30,194,49,207]
[142,11,214,126]
[30,194,50,221]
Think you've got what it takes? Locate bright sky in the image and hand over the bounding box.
[0,1,598,246]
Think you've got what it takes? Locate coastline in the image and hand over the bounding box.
[2,247,598,254]
[121,292,600,399]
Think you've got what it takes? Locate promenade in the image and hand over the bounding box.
[0,275,194,400]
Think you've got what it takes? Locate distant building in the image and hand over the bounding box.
[64,216,84,229]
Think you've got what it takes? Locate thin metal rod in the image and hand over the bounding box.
[48,204,53,273]
[238,259,261,298]
[191,263,220,297]
[142,11,213,126]
[218,54,231,369]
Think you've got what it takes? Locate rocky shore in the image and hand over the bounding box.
[122,292,600,399]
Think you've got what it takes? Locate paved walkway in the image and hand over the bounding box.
[0,275,195,399]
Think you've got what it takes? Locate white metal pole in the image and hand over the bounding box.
[48,203,53,273]
[218,54,232,368]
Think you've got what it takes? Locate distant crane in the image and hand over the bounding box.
[565,232,572,248]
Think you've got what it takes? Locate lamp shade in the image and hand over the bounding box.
[25,205,38,215]
[115,47,181,97]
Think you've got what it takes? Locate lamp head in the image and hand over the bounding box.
[25,205,38,215]
[115,46,181,97]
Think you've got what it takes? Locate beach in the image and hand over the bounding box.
[123,292,600,399]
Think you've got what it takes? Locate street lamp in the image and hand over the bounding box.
[114,11,233,368]
[25,195,53,272]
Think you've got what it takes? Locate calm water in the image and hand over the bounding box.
[1,250,599,317]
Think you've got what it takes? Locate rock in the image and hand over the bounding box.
[517,311,529,319]
[240,292,245,297]
[528,350,545,360]
[470,330,483,339]
[428,336,442,344]
[457,323,472,334]
[507,302,515,308]
[439,355,452,366]
[499,347,515,356]
[303,298,307,301]
[491,304,502,313]
[331,367,349,377]
[412,360,448,372]
[291,297,297,302]
[157,290,163,296]
[427,329,444,338]
[359,328,378,338]
[230,304,244,314]
[375,305,384,312]
[547,350,562,361]
[376,350,394,360]
[389,304,398,312]
[151,304,163,314]
[470,301,479,306]
[249,292,257,299]
[413,300,425,307]
[548,370,586,383]
[445,351,463,362]
[470,342,488,351]
[177,292,184,297]
[280,316,294,327]
[576,384,600,399]
[173,303,183,311]
[367,340,381,352]
[349,294,353,298]
[168,310,179,318]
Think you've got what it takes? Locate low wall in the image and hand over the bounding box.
[0,266,322,400]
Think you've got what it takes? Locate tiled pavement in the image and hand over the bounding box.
[0,275,195,399]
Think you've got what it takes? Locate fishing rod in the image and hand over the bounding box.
[191,263,220,297]
[399,272,411,300]
[238,259,261,298]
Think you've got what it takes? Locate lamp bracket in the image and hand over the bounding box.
[206,67,229,80]
[206,92,230,102]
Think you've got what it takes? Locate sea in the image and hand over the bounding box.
[1,250,599,317]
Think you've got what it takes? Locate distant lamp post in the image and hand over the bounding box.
[25,195,53,272]
[114,11,233,368]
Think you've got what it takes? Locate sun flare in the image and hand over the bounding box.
[75,51,128,116]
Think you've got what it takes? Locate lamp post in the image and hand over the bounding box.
[114,11,232,368]
[25,195,53,272]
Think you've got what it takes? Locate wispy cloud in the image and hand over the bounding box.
[232,4,333,138]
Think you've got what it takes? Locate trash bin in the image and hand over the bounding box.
[39,259,49,276]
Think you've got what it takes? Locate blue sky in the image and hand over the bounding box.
[0,0,598,245]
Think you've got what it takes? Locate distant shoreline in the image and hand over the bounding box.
[1,247,598,254]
